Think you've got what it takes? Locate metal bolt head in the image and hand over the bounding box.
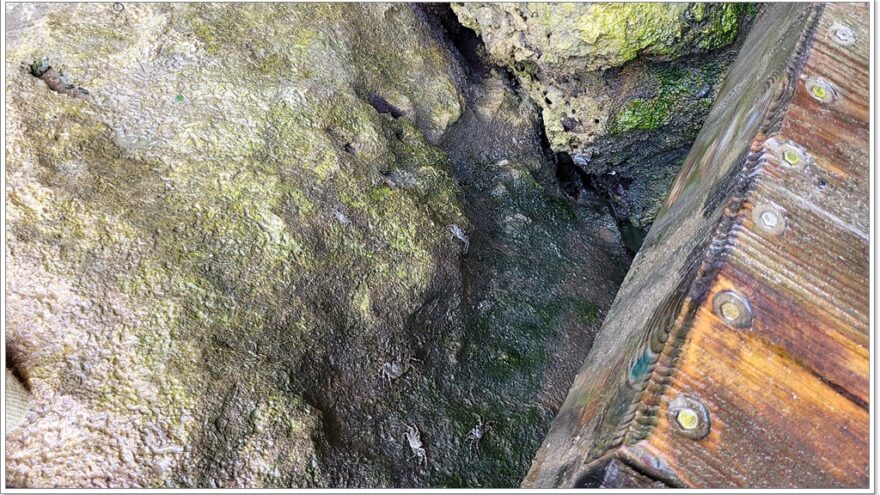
[676,408,700,431]
[832,24,855,45]
[760,210,779,228]
[806,78,836,103]
[776,141,809,171]
[752,203,786,236]
[782,148,800,166]
[668,395,710,440]
[719,301,741,321]
[713,290,753,329]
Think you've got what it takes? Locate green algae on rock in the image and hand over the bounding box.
[451,3,754,229]
[453,3,744,71]
[608,64,715,135]
[5,3,465,488]
[5,3,629,489]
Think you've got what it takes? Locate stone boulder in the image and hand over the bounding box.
[5,3,627,488]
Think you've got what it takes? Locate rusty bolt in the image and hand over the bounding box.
[713,290,753,329]
[668,395,710,440]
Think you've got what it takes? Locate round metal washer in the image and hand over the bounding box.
[752,203,786,236]
[668,394,711,440]
[805,78,836,103]
[712,290,753,329]
[830,23,855,45]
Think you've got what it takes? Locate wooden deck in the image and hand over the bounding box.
[524,3,870,488]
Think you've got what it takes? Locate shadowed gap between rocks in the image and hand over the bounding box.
[421,3,651,258]
[441,4,759,258]
[409,4,633,486]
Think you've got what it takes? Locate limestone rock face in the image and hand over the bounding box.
[5,2,462,488]
[5,3,626,488]
[452,3,752,229]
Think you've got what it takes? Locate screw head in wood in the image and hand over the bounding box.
[713,290,752,329]
[806,78,836,103]
[752,203,785,236]
[831,24,855,45]
[782,149,799,165]
[668,395,710,440]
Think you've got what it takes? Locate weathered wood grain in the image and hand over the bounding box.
[525,2,869,488]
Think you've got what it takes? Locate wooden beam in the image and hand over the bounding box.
[524,3,869,488]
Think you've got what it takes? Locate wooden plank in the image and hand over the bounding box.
[630,269,869,487]
[525,2,869,488]
[775,3,870,235]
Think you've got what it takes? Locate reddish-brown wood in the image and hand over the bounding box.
[525,3,869,488]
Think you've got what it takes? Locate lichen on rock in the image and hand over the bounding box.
[5,3,466,488]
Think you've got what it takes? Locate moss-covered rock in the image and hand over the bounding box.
[452,3,754,228]
[5,3,464,488]
[453,3,744,71]
[608,65,714,135]
[5,3,628,489]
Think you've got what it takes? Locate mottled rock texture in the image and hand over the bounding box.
[5,3,627,488]
[452,3,754,230]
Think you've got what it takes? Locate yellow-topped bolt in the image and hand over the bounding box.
[676,408,700,431]
[782,149,800,166]
[811,85,828,100]
[720,301,741,322]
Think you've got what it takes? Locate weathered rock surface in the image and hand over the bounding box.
[5,3,627,488]
[452,3,754,231]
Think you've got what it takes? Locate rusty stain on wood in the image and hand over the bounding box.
[524,2,869,488]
